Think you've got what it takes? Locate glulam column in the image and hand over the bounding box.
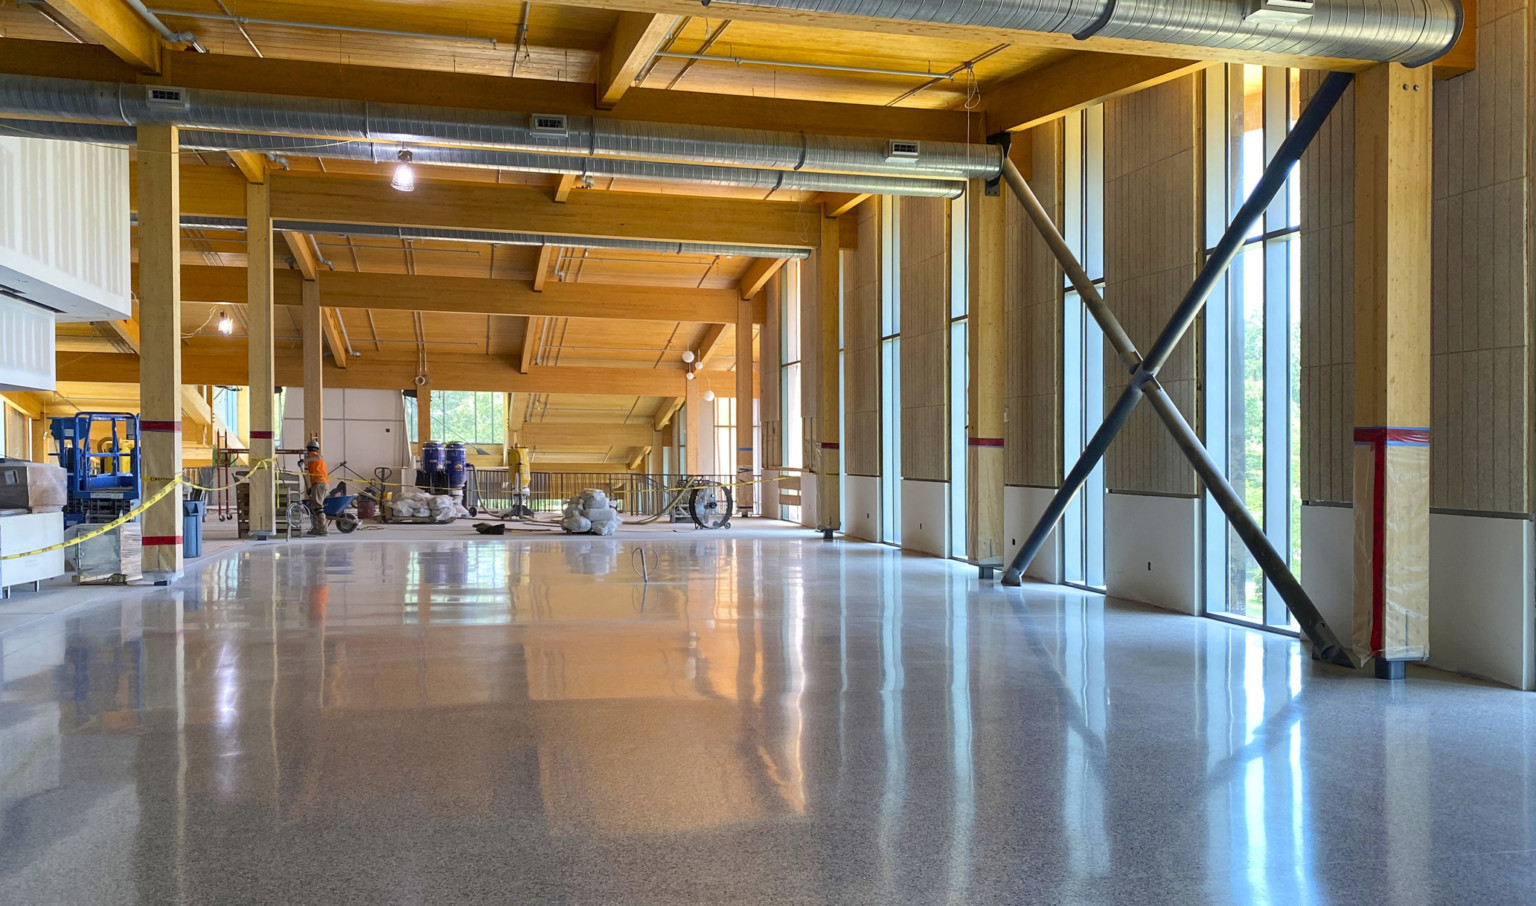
[736,295,757,513]
[136,124,184,580]
[967,182,1006,571]
[1351,62,1432,673]
[816,213,841,537]
[301,279,323,448]
[246,181,276,537]
[685,368,702,474]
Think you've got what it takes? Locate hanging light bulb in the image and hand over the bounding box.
[217,311,234,335]
[703,389,716,402]
[686,370,696,381]
[681,350,696,364]
[392,150,415,192]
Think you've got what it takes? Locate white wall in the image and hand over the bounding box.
[800,472,818,529]
[845,475,880,542]
[901,479,948,557]
[0,136,130,321]
[1005,486,1063,584]
[1303,503,1534,690]
[0,298,55,392]
[1104,493,1200,615]
[281,388,408,484]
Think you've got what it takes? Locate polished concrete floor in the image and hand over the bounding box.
[2,524,1534,905]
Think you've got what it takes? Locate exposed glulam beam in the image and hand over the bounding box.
[227,150,268,184]
[40,0,161,72]
[821,193,870,218]
[520,422,655,447]
[596,13,677,109]
[282,231,321,281]
[694,323,728,369]
[653,397,684,432]
[986,52,1208,134]
[165,265,768,324]
[521,317,544,374]
[737,257,788,301]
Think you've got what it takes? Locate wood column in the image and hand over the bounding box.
[817,213,842,535]
[735,295,756,512]
[416,389,432,449]
[684,369,702,474]
[137,124,184,578]
[967,182,1006,568]
[301,280,323,448]
[246,181,276,536]
[1351,62,1432,667]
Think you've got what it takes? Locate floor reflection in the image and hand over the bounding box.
[1,532,1533,904]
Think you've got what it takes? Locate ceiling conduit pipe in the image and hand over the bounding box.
[0,119,964,198]
[704,0,1463,67]
[123,0,207,52]
[0,75,1001,180]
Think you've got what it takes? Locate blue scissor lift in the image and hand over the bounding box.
[50,413,142,527]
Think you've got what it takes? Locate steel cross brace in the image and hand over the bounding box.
[998,70,1356,668]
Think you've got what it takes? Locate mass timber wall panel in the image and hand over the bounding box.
[1302,7,1533,515]
[1429,1,1532,516]
[1006,122,1065,488]
[899,196,950,483]
[844,198,882,478]
[1300,71,1358,505]
[800,254,823,472]
[1103,76,1202,497]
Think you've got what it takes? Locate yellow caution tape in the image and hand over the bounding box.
[1,477,184,562]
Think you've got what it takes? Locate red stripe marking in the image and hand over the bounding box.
[140,421,181,432]
[250,430,274,439]
[968,437,1005,447]
[1370,436,1387,657]
[1354,427,1430,446]
[821,443,840,450]
[143,536,184,546]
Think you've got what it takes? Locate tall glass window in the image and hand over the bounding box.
[1202,65,1302,629]
[949,190,969,559]
[782,259,804,522]
[1061,105,1107,589]
[880,197,902,545]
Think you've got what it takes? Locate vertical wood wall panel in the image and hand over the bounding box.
[899,196,950,482]
[845,199,882,477]
[1006,125,1065,488]
[1104,76,1202,497]
[1302,6,1532,515]
[761,272,782,470]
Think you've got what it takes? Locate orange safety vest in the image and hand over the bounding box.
[304,453,329,485]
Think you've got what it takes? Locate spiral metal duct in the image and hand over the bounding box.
[0,75,998,181]
[711,0,1463,67]
[0,118,964,199]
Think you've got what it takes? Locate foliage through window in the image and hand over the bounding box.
[427,391,506,445]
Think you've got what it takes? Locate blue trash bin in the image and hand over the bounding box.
[183,500,205,558]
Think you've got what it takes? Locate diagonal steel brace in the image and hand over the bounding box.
[998,71,1356,668]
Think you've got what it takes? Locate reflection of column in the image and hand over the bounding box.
[876,553,905,900]
[135,589,186,902]
[946,572,975,903]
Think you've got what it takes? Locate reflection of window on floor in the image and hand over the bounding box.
[1202,64,1302,629]
[782,259,804,523]
[1061,105,1107,589]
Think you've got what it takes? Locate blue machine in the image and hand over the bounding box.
[50,413,142,527]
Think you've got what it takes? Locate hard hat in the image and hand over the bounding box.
[306,440,320,451]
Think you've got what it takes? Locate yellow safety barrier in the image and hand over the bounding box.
[1,477,183,562]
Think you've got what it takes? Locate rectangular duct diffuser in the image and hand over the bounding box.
[885,140,921,162]
[1245,0,1314,24]
[530,114,569,136]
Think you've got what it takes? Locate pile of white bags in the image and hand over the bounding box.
[389,487,468,522]
[561,489,620,536]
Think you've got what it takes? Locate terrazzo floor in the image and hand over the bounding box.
[2,522,1534,904]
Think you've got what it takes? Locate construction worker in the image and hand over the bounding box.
[303,439,329,536]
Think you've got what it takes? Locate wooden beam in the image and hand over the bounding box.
[694,323,728,369]
[282,231,321,281]
[321,308,349,370]
[180,385,212,430]
[596,13,677,109]
[553,174,578,203]
[821,193,870,218]
[628,447,651,472]
[987,52,1209,135]
[102,314,140,352]
[0,391,47,419]
[42,0,160,72]
[265,173,817,250]
[521,317,544,374]
[170,265,768,324]
[1350,62,1433,666]
[63,350,714,397]
[520,422,655,448]
[228,151,267,184]
[653,397,684,431]
[533,245,556,291]
[738,257,788,301]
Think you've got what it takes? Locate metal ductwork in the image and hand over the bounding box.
[129,214,812,261]
[0,75,1000,181]
[713,0,1462,68]
[0,119,962,199]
